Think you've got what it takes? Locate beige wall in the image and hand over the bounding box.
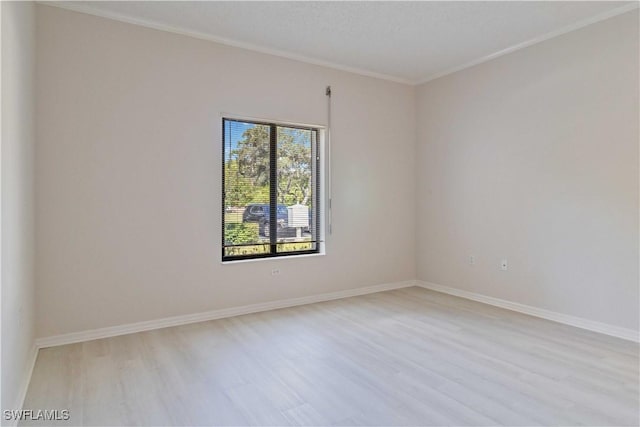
[1,1,36,412]
[416,11,639,331]
[35,5,416,338]
[34,5,639,340]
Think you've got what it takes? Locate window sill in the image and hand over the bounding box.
[221,251,325,265]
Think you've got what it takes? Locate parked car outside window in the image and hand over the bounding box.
[242,204,288,223]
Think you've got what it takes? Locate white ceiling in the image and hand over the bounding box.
[53,1,636,84]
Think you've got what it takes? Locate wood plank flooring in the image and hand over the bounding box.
[22,287,639,426]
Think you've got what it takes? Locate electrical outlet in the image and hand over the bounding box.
[500,259,508,271]
[271,268,280,276]
[469,255,476,265]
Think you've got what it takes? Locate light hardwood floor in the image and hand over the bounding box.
[22,287,639,426]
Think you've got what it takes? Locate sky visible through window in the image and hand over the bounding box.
[224,120,252,152]
[224,120,311,157]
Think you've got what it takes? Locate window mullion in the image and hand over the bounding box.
[269,124,278,253]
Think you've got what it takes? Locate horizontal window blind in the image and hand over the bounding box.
[222,118,319,260]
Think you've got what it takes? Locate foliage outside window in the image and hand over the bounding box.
[222,118,320,260]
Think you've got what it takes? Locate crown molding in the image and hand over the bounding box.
[43,1,639,86]
[415,2,639,85]
[41,2,414,85]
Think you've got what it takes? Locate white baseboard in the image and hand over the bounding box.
[34,278,637,349]
[35,280,417,349]
[417,280,639,343]
[8,343,39,425]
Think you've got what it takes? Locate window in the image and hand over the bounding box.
[222,118,320,261]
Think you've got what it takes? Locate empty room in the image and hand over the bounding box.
[1,1,638,426]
